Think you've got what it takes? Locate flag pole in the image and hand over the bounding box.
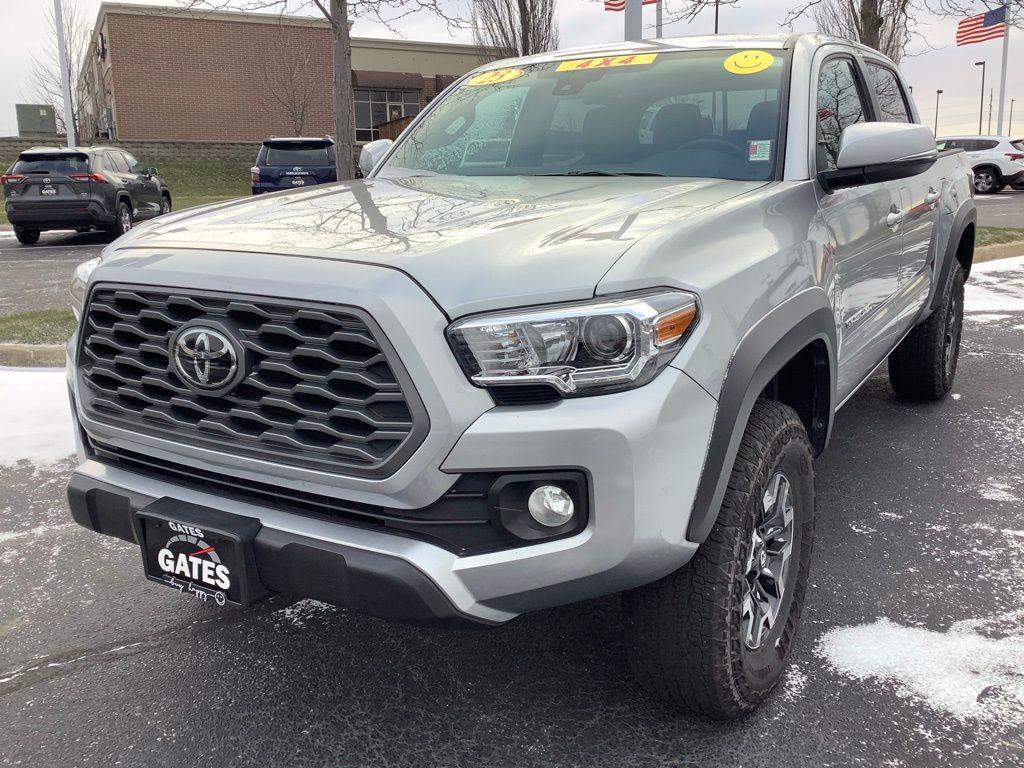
[625,0,642,41]
[997,0,1010,134]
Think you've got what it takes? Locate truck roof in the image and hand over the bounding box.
[483,32,888,70]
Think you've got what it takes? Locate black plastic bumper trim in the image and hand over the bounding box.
[66,472,493,625]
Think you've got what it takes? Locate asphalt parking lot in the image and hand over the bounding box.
[1,256,1023,767]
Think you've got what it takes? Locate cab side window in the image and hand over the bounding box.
[122,152,142,173]
[108,152,130,173]
[816,57,869,171]
[865,64,912,123]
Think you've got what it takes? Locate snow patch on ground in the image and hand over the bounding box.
[818,612,1024,724]
[979,480,1022,503]
[965,313,1010,323]
[0,369,75,468]
[781,663,807,701]
[0,523,74,544]
[275,599,336,627]
[965,255,1024,313]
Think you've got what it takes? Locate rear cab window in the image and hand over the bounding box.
[12,153,90,175]
[261,142,334,166]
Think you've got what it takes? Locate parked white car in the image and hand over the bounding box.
[937,135,1024,193]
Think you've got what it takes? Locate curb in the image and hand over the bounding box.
[0,343,66,367]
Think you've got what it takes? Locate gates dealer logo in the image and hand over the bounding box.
[156,522,231,591]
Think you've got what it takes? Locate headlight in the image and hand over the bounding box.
[446,290,699,396]
[69,257,101,320]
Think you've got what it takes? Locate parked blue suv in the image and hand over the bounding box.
[251,137,337,195]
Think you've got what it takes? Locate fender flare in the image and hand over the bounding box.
[685,288,838,544]
[929,203,977,313]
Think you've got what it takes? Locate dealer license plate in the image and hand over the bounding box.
[41,186,57,196]
[134,500,266,608]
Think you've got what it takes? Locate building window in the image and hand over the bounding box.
[354,89,420,142]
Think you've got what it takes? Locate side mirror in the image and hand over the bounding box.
[358,139,393,177]
[819,123,938,193]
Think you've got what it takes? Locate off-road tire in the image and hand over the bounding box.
[622,399,815,719]
[888,261,965,401]
[14,228,40,246]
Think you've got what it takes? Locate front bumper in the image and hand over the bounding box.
[65,252,717,623]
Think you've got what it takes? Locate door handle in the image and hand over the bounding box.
[886,205,904,228]
[924,188,940,207]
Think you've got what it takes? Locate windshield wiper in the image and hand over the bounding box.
[532,170,666,177]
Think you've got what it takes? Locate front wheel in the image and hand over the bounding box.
[160,195,171,215]
[888,261,965,401]
[622,400,815,719]
[14,227,40,246]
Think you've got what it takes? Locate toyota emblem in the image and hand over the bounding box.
[171,326,241,393]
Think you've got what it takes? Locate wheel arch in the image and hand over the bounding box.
[685,289,837,544]
[929,204,977,314]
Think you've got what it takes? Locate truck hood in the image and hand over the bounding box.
[118,174,766,317]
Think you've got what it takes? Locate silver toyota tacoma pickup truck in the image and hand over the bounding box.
[65,34,975,718]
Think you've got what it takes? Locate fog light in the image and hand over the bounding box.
[528,485,574,527]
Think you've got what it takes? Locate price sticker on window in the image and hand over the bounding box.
[465,68,525,86]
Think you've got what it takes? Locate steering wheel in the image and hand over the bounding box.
[677,137,748,160]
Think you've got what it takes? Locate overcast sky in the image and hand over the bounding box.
[0,0,1020,138]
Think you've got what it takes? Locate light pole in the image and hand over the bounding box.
[52,0,76,148]
[975,62,986,135]
[1011,99,1016,136]
[934,90,943,136]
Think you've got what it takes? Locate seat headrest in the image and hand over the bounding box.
[652,103,709,150]
[746,100,780,139]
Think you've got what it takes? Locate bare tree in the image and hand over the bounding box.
[178,0,465,180]
[26,2,91,138]
[660,0,742,29]
[471,0,558,58]
[260,23,318,134]
[786,0,1024,62]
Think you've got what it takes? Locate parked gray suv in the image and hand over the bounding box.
[2,146,171,245]
[65,35,975,718]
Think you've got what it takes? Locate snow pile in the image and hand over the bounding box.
[964,255,1024,313]
[818,612,1024,724]
[0,368,75,468]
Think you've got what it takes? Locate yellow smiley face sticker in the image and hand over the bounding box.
[724,50,776,75]
[465,68,525,86]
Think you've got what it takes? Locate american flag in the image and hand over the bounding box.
[956,5,1007,46]
[604,0,658,11]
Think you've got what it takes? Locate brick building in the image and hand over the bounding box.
[77,3,499,143]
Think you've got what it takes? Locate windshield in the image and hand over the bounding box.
[263,144,332,166]
[13,153,90,174]
[384,49,787,180]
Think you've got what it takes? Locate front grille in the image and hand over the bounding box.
[78,285,428,477]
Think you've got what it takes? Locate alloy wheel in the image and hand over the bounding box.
[974,171,995,193]
[944,286,963,380]
[741,471,795,650]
